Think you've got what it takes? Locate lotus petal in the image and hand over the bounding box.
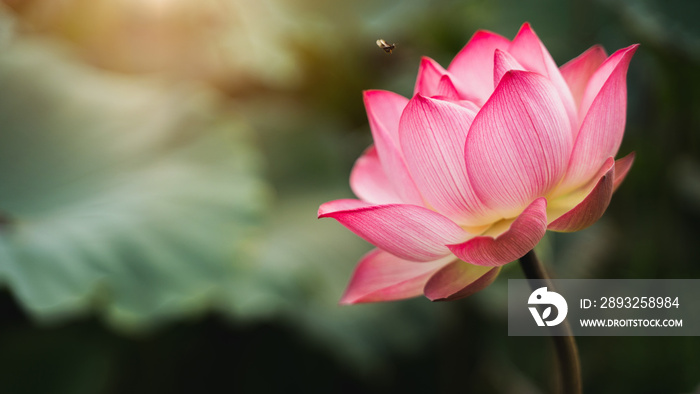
[435,74,461,100]
[400,94,490,225]
[558,45,638,194]
[350,145,403,204]
[465,71,571,219]
[423,260,500,301]
[319,200,470,262]
[363,90,424,205]
[448,30,511,104]
[448,198,548,266]
[548,158,614,232]
[508,23,577,130]
[613,152,635,192]
[493,49,525,88]
[340,249,452,304]
[560,45,607,110]
[414,57,450,97]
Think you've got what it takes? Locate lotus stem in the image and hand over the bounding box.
[519,250,582,394]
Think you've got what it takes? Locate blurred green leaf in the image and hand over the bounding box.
[233,188,448,373]
[0,35,270,330]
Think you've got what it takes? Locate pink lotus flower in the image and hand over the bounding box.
[319,23,637,304]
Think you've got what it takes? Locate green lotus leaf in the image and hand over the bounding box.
[0,35,270,330]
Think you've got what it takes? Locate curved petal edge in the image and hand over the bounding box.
[560,45,608,110]
[424,261,500,301]
[447,29,511,104]
[447,197,548,266]
[548,158,615,232]
[350,145,402,204]
[339,249,450,304]
[558,44,638,194]
[613,152,635,193]
[363,90,424,205]
[414,57,449,97]
[319,200,469,262]
[399,94,487,225]
[465,70,572,219]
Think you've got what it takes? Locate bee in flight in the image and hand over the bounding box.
[376,39,396,54]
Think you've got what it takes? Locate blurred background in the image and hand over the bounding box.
[0,0,698,393]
